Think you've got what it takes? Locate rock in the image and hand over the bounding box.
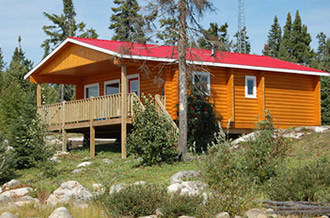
[170,170,201,184]
[167,181,207,196]
[314,126,329,133]
[110,184,125,194]
[283,132,304,139]
[103,158,113,164]
[49,207,73,218]
[72,168,86,174]
[2,179,21,190]
[294,127,303,132]
[13,196,39,207]
[137,157,143,162]
[0,187,2,193]
[232,132,257,145]
[0,212,18,218]
[83,157,90,161]
[216,212,230,218]
[46,181,93,206]
[234,216,242,218]
[92,183,103,191]
[245,208,265,218]
[77,161,92,168]
[0,187,33,198]
[0,195,11,204]
[138,215,157,218]
[178,216,195,218]
[257,215,267,218]
[54,151,69,157]
[49,156,60,162]
[132,181,147,185]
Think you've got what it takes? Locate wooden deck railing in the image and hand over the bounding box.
[38,93,171,129]
[155,94,179,134]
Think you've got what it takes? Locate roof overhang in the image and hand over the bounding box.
[24,38,330,80]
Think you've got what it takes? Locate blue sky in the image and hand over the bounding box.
[0,0,329,66]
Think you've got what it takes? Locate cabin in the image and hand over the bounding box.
[24,37,330,158]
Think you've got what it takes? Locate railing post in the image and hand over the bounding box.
[121,65,127,159]
[61,101,67,152]
[90,97,95,158]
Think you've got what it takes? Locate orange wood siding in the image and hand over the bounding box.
[264,72,318,128]
[165,69,179,120]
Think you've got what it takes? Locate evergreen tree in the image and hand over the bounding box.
[263,16,282,58]
[291,10,312,64]
[312,32,330,124]
[0,48,5,94]
[198,22,231,51]
[233,26,251,54]
[42,0,98,102]
[156,17,178,46]
[278,12,294,62]
[109,0,147,43]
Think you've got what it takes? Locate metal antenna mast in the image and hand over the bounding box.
[237,0,246,53]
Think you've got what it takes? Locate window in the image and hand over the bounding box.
[127,74,140,97]
[245,76,256,98]
[192,71,210,96]
[104,79,120,95]
[84,83,99,98]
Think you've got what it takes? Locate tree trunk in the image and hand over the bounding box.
[178,0,188,160]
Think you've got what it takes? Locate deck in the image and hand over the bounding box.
[38,93,174,157]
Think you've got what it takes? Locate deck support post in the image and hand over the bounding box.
[37,84,42,107]
[90,97,95,158]
[257,73,265,121]
[61,101,67,152]
[121,65,127,159]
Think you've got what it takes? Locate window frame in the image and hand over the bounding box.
[192,71,211,96]
[245,75,257,99]
[84,83,99,99]
[127,73,140,97]
[104,79,121,96]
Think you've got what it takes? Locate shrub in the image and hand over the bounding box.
[241,112,290,184]
[187,85,219,152]
[267,157,330,202]
[0,131,16,182]
[200,126,254,215]
[101,184,167,217]
[127,94,178,165]
[160,193,204,217]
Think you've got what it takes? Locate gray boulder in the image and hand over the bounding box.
[167,181,207,196]
[0,212,18,218]
[46,181,93,206]
[103,158,113,164]
[0,187,32,199]
[49,207,73,218]
[170,170,201,184]
[72,168,86,174]
[110,184,125,194]
[216,212,230,218]
[2,179,21,190]
[245,208,266,218]
[76,161,92,168]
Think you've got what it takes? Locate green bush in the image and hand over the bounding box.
[241,112,290,184]
[127,94,178,165]
[160,193,204,217]
[200,126,254,215]
[187,85,219,152]
[0,131,16,182]
[267,157,330,202]
[101,184,167,217]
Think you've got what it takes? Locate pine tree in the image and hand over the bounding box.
[0,48,5,94]
[233,26,251,54]
[109,0,147,43]
[263,16,282,58]
[157,17,178,46]
[198,22,231,51]
[278,12,294,62]
[291,10,312,64]
[42,0,98,102]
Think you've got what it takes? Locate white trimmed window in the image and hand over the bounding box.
[245,76,256,98]
[127,74,140,97]
[84,83,99,98]
[192,71,211,96]
[104,79,120,95]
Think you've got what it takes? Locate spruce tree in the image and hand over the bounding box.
[263,16,282,58]
[198,22,231,51]
[42,0,98,102]
[109,0,146,43]
[0,48,5,94]
[278,12,294,62]
[157,17,178,46]
[233,26,251,54]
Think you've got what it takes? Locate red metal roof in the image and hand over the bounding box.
[69,37,327,74]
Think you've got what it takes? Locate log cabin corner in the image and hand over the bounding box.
[24,37,330,158]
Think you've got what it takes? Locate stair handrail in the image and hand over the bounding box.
[155,94,179,134]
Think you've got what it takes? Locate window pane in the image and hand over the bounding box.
[106,83,119,95]
[247,80,254,95]
[130,80,138,92]
[86,86,98,98]
[200,75,208,83]
[194,75,200,83]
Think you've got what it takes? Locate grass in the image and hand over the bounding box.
[0,130,328,217]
